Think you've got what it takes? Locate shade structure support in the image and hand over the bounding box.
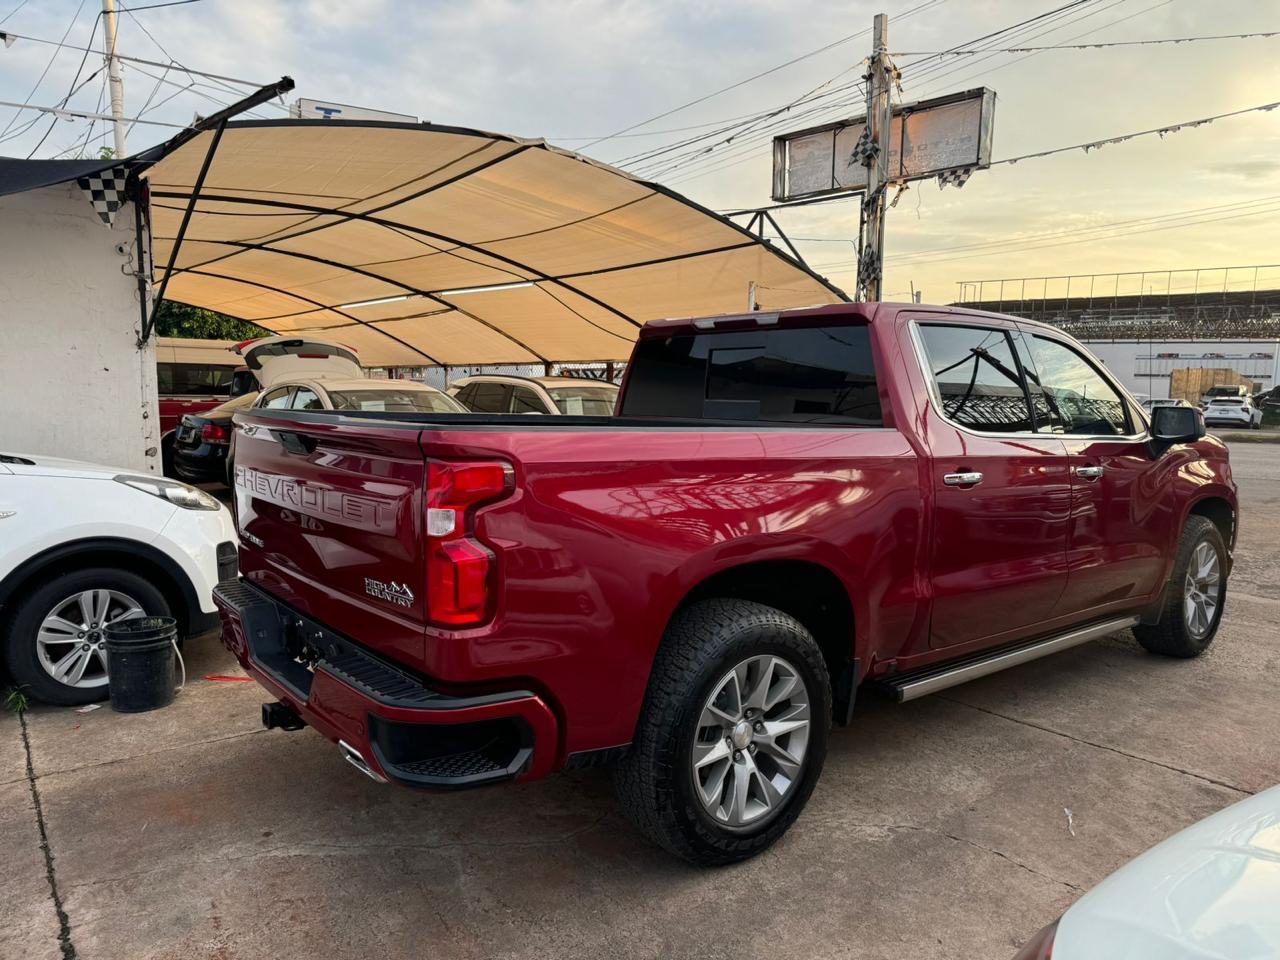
[177,266,446,363]
[740,209,808,268]
[150,191,646,332]
[144,120,226,344]
[140,76,296,344]
[159,238,548,363]
[136,117,847,365]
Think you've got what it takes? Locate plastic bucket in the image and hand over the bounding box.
[105,616,177,713]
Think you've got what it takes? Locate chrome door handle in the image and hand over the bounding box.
[1074,465,1105,479]
[943,472,984,486]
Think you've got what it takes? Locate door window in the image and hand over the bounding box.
[157,362,234,397]
[258,386,294,409]
[290,387,323,410]
[509,385,546,414]
[1022,336,1130,436]
[452,384,475,408]
[467,383,510,413]
[918,325,1033,433]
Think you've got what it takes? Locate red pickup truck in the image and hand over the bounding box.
[215,302,1236,865]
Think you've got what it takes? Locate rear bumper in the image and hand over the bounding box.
[213,579,559,789]
[173,444,229,483]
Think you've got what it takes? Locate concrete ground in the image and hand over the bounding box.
[4,444,1278,960]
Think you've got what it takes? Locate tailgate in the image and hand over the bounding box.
[232,411,429,667]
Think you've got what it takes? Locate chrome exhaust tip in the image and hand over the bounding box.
[338,740,387,783]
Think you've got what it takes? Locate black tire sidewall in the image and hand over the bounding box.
[4,568,170,706]
[1176,520,1228,650]
[645,606,830,863]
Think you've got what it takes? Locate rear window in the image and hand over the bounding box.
[621,324,882,425]
[328,388,465,414]
[157,362,233,397]
[546,385,618,416]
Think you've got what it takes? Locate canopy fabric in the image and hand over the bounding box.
[142,120,846,366]
[0,156,125,198]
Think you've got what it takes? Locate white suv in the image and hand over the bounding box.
[1202,395,1264,430]
[449,375,618,415]
[0,452,236,705]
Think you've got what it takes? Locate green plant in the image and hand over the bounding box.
[152,301,269,340]
[3,686,30,714]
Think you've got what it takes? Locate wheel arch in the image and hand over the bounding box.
[0,538,197,635]
[671,557,858,720]
[1186,494,1236,553]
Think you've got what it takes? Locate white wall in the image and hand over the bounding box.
[1081,339,1280,400]
[0,183,159,472]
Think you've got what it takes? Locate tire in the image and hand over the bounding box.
[161,433,177,478]
[1133,515,1227,658]
[614,599,831,866]
[2,568,170,706]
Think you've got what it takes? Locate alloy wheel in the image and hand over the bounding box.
[691,654,811,829]
[35,590,144,689]
[1183,541,1221,640]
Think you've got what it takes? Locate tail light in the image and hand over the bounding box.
[201,422,229,443]
[425,460,512,626]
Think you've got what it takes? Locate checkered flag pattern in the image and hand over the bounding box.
[76,166,130,226]
[936,167,974,190]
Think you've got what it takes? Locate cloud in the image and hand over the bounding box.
[1203,158,1280,182]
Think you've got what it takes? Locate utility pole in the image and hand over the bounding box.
[858,13,893,302]
[102,0,126,157]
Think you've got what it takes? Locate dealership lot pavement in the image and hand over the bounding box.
[4,442,1279,960]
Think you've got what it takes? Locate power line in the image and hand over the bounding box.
[811,196,1280,268]
[891,30,1280,54]
[0,0,29,26]
[117,0,202,10]
[0,28,266,87]
[647,0,1114,186]
[993,99,1280,167]
[24,7,105,157]
[809,198,1280,273]
[722,95,1280,216]
[0,97,187,127]
[896,0,1181,104]
[584,0,947,152]
[0,1,88,140]
[630,68,865,176]
[119,2,285,111]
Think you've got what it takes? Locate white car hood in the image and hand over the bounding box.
[1057,784,1280,959]
[0,452,135,480]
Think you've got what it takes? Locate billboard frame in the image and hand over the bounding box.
[771,86,996,203]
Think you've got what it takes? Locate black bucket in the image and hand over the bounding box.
[105,617,177,713]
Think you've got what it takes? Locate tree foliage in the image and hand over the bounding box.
[152,301,268,340]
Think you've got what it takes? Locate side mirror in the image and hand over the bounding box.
[1150,405,1206,445]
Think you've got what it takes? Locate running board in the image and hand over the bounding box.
[883,616,1140,702]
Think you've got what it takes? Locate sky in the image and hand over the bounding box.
[1,0,1278,304]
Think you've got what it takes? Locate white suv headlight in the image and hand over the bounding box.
[113,474,223,511]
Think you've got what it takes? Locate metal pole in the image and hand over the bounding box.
[858,13,891,302]
[102,0,126,157]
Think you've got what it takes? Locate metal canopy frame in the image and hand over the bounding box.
[141,116,848,365]
[136,77,295,344]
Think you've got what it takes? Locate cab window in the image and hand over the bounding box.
[1021,336,1130,435]
[918,325,1033,433]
